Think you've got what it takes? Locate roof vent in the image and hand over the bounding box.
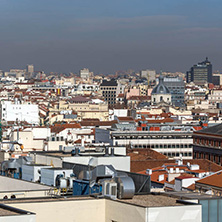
[146,169,152,175]
[158,174,164,181]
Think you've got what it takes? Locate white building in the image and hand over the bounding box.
[141,69,156,82]
[1,101,39,124]
[151,75,171,105]
[80,68,93,79]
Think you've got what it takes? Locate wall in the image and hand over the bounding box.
[147,205,201,222]
[8,199,105,222]
[0,214,36,222]
[31,154,63,168]
[63,156,130,172]
[6,198,201,222]
[105,200,146,222]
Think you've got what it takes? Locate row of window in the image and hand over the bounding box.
[164,152,192,157]
[194,152,221,165]
[114,136,192,139]
[194,138,221,147]
[133,144,192,149]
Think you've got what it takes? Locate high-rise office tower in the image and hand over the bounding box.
[26,64,34,73]
[163,76,185,108]
[100,79,117,105]
[186,58,212,84]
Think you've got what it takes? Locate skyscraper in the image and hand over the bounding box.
[100,79,117,105]
[26,64,34,73]
[186,57,212,84]
[163,76,185,107]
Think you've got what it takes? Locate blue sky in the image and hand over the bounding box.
[0,0,222,73]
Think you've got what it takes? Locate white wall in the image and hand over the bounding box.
[147,205,201,222]
[63,156,131,172]
[1,101,39,124]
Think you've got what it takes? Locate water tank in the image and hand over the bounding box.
[116,176,135,199]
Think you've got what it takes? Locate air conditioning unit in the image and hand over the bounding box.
[102,181,117,199]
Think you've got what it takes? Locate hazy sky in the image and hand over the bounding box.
[0,0,222,74]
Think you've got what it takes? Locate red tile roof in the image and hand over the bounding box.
[196,170,222,188]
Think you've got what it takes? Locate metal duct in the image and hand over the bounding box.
[104,147,109,157]
[116,176,135,199]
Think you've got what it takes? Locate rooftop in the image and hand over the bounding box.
[195,123,222,136]
[0,207,19,216]
[0,175,51,192]
[196,170,222,188]
[118,194,183,207]
[131,159,222,173]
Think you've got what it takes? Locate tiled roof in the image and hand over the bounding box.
[131,159,222,173]
[127,149,168,161]
[117,116,134,121]
[80,120,117,127]
[50,123,81,133]
[195,123,222,136]
[196,170,222,188]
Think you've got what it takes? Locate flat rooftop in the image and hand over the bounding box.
[0,207,19,216]
[0,196,93,204]
[164,191,221,200]
[33,151,124,158]
[0,176,51,192]
[118,194,183,207]
[0,194,201,208]
[0,204,34,216]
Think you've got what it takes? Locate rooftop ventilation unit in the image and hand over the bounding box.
[116,176,135,199]
[102,180,117,199]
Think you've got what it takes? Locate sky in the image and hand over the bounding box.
[0,0,222,74]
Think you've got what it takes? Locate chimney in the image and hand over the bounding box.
[169,168,174,173]
[75,147,80,156]
[158,174,164,181]
[104,147,109,157]
[81,136,85,147]
[110,147,115,156]
[146,169,152,175]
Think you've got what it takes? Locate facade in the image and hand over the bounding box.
[208,89,222,105]
[111,130,193,159]
[0,101,39,124]
[79,68,93,79]
[163,76,185,107]
[100,79,118,105]
[151,75,171,105]
[193,124,222,165]
[26,64,34,73]
[4,195,202,222]
[140,69,156,83]
[95,126,194,159]
[186,57,212,83]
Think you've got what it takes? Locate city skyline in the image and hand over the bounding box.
[0,0,222,74]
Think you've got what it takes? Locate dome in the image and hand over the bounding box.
[152,75,170,94]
